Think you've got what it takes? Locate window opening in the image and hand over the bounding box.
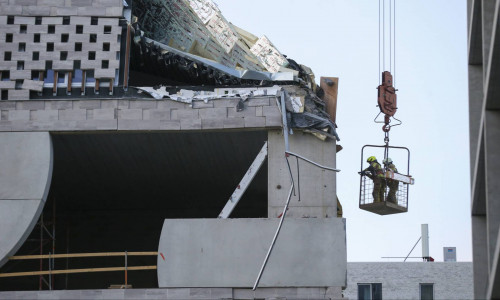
[103,42,110,51]
[75,42,82,51]
[358,283,382,300]
[18,43,25,52]
[34,33,40,43]
[88,51,96,60]
[1,90,7,100]
[101,60,109,69]
[6,33,12,43]
[89,34,97,43]
[47,43,54,52]
[48,25,55,34]
[60,51,68,61]
[4,52,11,61]
[7,16,14,25]
[420,283,433,300]
[20,25,27,33]
[32,52,39,61]
[31,70,40,80]
[61,33,69,42]
[2,71,10,81]
[91,17,98,25]
[62,16,70,25]
[104,25,111,34]
[35,16,42,25]
[76,25,83,34]
[17,61,24,70]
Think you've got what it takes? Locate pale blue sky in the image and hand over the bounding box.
[214,0,471,262]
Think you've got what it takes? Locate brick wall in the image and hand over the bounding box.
[345,262,473,300]
[0,96,282,131]
[0,14,123,100]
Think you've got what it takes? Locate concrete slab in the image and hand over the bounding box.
[157,218,347,288]
[0,132,52,267]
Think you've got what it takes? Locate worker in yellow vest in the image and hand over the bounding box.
[383,157,399,204]
[361,156,385,202]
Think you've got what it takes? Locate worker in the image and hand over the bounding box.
[360,156,385,202]
[383,157,399,204]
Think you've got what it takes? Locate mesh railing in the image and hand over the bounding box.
[360,175,408,209]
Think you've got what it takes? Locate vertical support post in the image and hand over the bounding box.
[39,213,43,290]
[421,224,429,260]
[280,90,289,151]
[52,71,58,96]
[123,24,131,91]
[52,198,56,290]
[81,71,86,96]
[67,72,72,95]
[125,251,128,286]
[48,252,52,290]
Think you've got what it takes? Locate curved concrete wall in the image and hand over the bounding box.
[0,132,53,267]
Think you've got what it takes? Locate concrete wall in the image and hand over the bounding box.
[0,97,281,131]
[467,0,500,298]
[0,132,52,267]
[268,130,337,218]
[157,218,347,288]
[345,262,474,300]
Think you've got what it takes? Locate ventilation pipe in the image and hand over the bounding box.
[421,224,433,262]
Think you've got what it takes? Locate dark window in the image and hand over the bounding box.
[104,25,111,34]
[91,17,98,25]
[47,42,54,51]
[88,51,95,60]
[20,24,27,33]
[103,42,110,51]
[15,80,23,90]
[17,61,24,70]
[4,52,11,61]
[60,51,68,61]
[358,283,382,300]
[34,33,40,43]
[32,52,39,60]
[75,42,82,51]
[73,60,81,69]
[48,25,55,34]
[18,42,25,52]
[45,60,52,70]
[1,90,8,100]
[89,34,97,43]
[420,284,433,300]
[101,60,109,69]
[61,33,69,42]
[35,16,42,25]
[2,70,10,81]
[31,70,39,80]
[63,16,70,25]
[6,33,12,43]
[76,25,83,34]
[7,16,14,24]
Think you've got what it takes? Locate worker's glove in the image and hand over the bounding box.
[359,171,366,176]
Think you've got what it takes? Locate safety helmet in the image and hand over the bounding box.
[383,157,393,164]
[367,156,377,163]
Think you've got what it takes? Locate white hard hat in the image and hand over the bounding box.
[383,157,393,164]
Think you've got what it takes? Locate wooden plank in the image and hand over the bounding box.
[0,266,157,278]
[319,77,339,122]
[9,251,158,260]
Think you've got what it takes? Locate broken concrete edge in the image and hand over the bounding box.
[132,84,340,142]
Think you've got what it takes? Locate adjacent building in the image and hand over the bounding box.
[467,0,500,299]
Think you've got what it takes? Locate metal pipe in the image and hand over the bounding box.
[404,236,421,262]
[280,91,289,152]
[253,184,294,290]
[285,151,340,172]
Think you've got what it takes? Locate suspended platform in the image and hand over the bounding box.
[359,144,414,216]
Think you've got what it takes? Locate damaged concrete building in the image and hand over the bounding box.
[0,0,346,298]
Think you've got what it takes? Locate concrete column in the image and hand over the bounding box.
[472,215,489,299]
[0,132,53,267]
[468,65,484,176]
[485,111,500,273]
[267,130,337,218]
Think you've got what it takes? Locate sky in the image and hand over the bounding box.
[214,0,471,262]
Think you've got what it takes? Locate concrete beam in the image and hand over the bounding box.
[469,0,483,64]
[484,0,500,109]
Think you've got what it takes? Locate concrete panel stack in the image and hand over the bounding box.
[0,1,123,100]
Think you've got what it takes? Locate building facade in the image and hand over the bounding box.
[345,262,473,300]
[467,0,500,299]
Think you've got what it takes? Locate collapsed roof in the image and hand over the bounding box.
[129,0,339,141]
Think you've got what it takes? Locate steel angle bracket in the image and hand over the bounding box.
[218,142,268,219]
